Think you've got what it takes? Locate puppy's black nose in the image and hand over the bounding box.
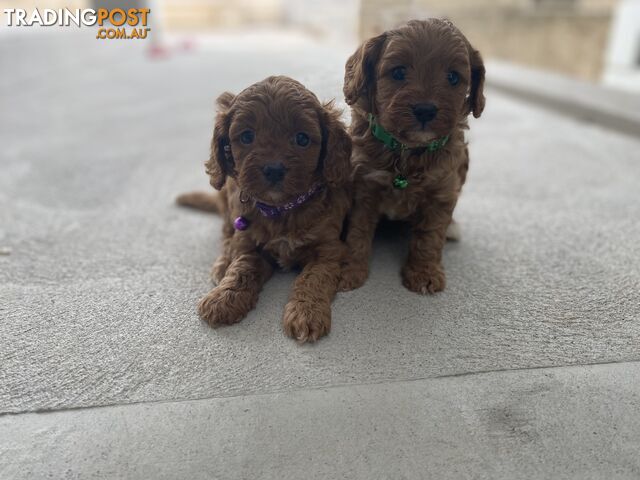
[262,163,286,184]
[412,103,438,124]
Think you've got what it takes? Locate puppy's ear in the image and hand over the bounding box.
[319,102,352,187]
[467,46,485,118]
[205,92,235,190]
[343,33,387,107]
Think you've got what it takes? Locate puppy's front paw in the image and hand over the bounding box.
[402,263,446,294]
[283,300,331,343]
[210,255,231,285]
[338,260,369,292]
[198,288,251,327]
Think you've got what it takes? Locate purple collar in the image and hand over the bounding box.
[255,184,324,218]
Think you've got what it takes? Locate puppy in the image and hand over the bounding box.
[178,76,352,342]
[339,19,485,294]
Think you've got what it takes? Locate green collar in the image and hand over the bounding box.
[368,114,449,153]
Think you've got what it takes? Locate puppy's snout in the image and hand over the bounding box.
[412,103,438,125]
[262,163,286,184]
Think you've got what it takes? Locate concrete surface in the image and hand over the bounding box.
[1,31,640,479]
[487,60,640,137]
[2,362,639,479]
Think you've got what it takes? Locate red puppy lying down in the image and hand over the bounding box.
[178,76,352,343]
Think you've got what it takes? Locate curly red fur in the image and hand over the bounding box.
[182,76,352,343]
[339,19,485,294]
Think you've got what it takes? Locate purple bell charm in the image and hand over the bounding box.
[233,216,249,231]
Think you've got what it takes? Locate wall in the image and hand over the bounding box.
[359,0,619,81]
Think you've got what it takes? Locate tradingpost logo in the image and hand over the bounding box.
[2,8,151,40]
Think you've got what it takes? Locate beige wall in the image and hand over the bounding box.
[161,0,283,30]
[359,0,619,81]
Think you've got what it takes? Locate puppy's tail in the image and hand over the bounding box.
[175,191,223,214]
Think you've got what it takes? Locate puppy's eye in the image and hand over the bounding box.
[447,71,460,86]
[295,132,310,147]
[391,66,406,81]
[240,130,254,144]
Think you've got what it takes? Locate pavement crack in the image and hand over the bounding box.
[2,358,640,418]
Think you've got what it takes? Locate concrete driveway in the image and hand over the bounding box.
[1,31,639,479]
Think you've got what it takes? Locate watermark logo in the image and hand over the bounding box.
[2,8,151,40]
